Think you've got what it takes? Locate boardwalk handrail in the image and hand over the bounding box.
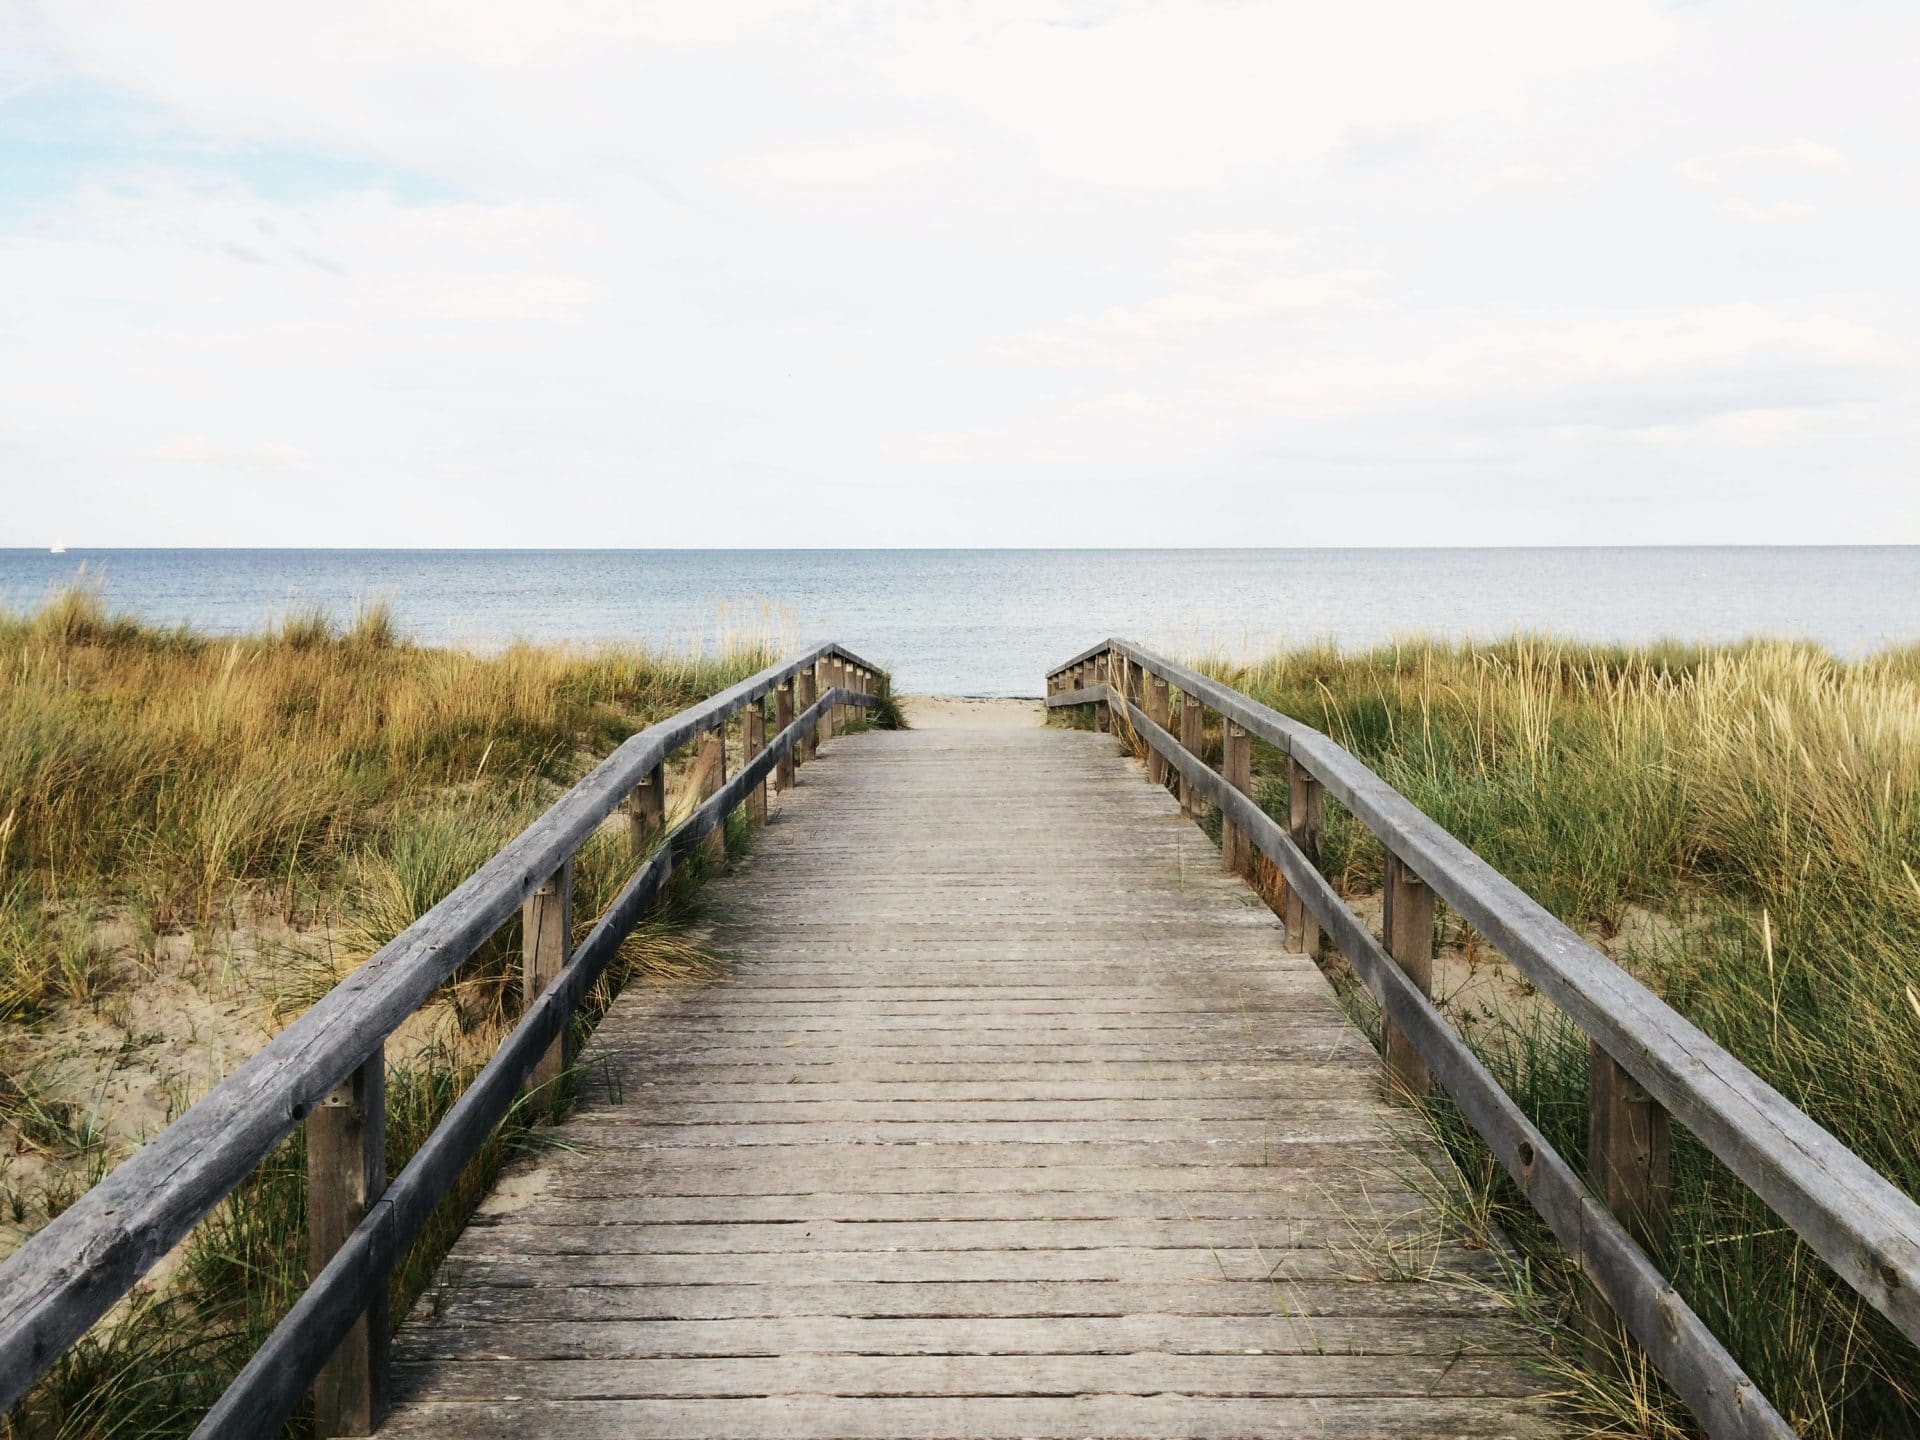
[1047,639,1920,1440]
[0,643,884,1432]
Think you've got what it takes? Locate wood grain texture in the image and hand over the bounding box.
[307,1050,387,1438]
[386,722,1565,1438]
[521,862,573,1108]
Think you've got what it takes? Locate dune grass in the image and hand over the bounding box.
[1170,637,1920,1437]
[0,585,814,1437]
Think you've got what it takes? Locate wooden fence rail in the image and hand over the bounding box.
[1047,638,1920,1440]
[0,644,883,1434]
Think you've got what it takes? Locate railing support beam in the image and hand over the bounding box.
[1093,655,1110,732]
[1178,690,1204,817]
[798,667,818,763]
[1383,852,1434,1098]
[1146,676,1171,788]
[307,1049,387,1438]
[745,702,766,824]
[774,681,795,791]
[625,761,664,853]
[1590,1040,1672,1257]
[697,727,726,866]
[1583,1041,1674,1361]
[522,862,573,1107]
[1286,758,1323,957]
[1221,722,1251,876]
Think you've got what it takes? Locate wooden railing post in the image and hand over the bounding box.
[817,659,836,744]
[308,1048,386,1438]
[774,680,795,791]
[1286,758,1323,957]
[625,761,665,853]
[745,700,767,825]
[1146,675,1170,787]
[1124,660,1143,756]
[1590,1041,1672,1255]
[1179,690,1204,817]
[522,861,573,1105]
[799,666,818,762]
[1383,852,1434,1098]
[698,725,726,865]
[1582,1041,1673,1359]
[1093,654,1110,733]
[1221,722,1251,876]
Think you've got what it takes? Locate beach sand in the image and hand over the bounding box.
[901,695,1044,729]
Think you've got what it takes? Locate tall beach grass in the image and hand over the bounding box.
[1187,636,1920,1436]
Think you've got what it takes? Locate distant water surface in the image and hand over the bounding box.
[1,548,1914,696]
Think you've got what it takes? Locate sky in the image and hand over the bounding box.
[1,1,1916,548]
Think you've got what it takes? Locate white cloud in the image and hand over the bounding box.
[997,232,1379,369]
[1474,163,1560,193]
[1720,197,1815,224]
[1677,138,1849,187]
[431,274,599,321]
[885,1,1671,187]
[1235,304,1890,429]
[149,435,304,472]
[756,139,949,186]
[1773,138,1849,172]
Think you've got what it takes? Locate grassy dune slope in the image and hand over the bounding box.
[1194,637,1920,1437]
[0,589,789,1436]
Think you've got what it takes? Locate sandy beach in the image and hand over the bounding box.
[900,695,1044,729]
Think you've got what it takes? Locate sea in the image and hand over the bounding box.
[1,548,1915,697]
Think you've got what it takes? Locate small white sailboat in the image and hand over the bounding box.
[50,539,65,554]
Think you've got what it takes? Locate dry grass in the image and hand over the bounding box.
[0,585,789,1437]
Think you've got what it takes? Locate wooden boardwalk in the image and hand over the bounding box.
[385,717,1563,1438]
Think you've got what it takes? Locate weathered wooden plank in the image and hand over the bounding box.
[392,1312,1524,1361]
[448,1216,1435,1257]
[417,1277,1507,1325]
[566,1104,1379,1133]
[390,1352,1546,1402]
[412,1278,1510,1324]
[521,1139,1408,1170]
[528,1160,1423,1196]
[377,1395,1562,1439]
[498,1186,1430,1222]
[432,1245,1504,1287]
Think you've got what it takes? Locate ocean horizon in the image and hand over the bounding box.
[4,545,1916,697]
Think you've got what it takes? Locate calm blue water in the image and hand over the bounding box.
[1,548,1915,696]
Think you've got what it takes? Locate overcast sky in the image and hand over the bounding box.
[2,1,1915,548]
